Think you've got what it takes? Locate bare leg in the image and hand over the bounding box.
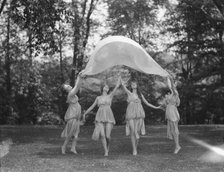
[101,137,108,156]
[105,123,113,153]
[171,122,181,154]
[134,119,141,150]
[129,120,137,155]
[71,137,78,154]
[71,124,80,154]
[134,120,140,140]
[100,123,108,156]
[62,137,70,154]
[173,133,181,154]
[131,135,137,155]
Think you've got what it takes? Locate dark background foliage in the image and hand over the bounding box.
[0,0,223,125]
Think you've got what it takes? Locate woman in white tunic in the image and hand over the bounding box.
[83,77,121,156]
[61,74,83,154]
[163,78,181,154]
[141,77,181,154]
[121,78,145,155]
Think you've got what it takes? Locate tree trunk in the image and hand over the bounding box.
[59,33,64,84]
[219,31,224,83]
[70,0,80,87]
[71,14,80,87]
[70,0,97,86]
[6,8,11,97]
[28,28,33,66]
[0,0,7,15]
[82,0,95,49]
[5,5,13,123]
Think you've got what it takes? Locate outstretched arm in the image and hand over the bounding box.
[83,97,98,121]
[109,76,121,97]
[120,78,131,95]
[141,94,161,109]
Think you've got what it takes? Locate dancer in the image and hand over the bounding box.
[120,78,145,155]
[163,77,181,154]
[83,77,121,156]
[61,73,83,154]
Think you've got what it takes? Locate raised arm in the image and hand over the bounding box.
[141,94,161,109]
[167,77,172,94]
[109,76,121,97]
[83,97,98,121]
[120,78,131,95]
[167,77,177,96]
[68,75,82,97]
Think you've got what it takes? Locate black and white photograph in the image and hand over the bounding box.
[0,0,224,171]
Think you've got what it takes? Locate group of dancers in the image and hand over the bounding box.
[60,72,181,156]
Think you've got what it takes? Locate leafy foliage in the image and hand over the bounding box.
[107,0,159,49]
[163,0,224,123]
[0,0,223,124]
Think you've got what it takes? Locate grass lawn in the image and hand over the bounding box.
[1,125,224,172]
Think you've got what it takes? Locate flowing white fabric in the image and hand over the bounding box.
[82,36,169,77]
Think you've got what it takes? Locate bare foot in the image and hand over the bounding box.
[104,152,108,156]
[133,150,137,156]
[71,149,78,154]
[174,146,181,154]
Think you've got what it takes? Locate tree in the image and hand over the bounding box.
[0,0,7,15]
[68,0,99,86]
[163,0,224,124]
[0,0,65,123]
[0,0,24,123]
[10,0,62,63]
[107,0,159,47]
